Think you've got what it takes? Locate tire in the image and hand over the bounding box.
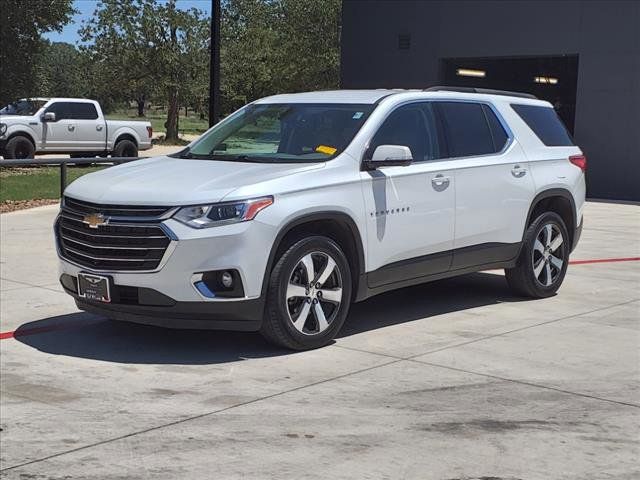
[112,139,138,158]
[260,236,352,350]
[4,136,35,159]
[505,212,570,298]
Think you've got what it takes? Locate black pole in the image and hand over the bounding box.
[209,0,221,127]
[60,163,67,196]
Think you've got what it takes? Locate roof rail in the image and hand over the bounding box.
[424,86,537,100]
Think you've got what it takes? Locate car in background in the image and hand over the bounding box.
[0,98,152,159]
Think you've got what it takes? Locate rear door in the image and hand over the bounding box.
[71,102,105,151]
[360,102,456,288]
[41,102,77,151]
[435,101,535,269]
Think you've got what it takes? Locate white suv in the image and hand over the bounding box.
[56,88,586,350]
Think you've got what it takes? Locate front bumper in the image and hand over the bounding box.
[57,216,277,329]
[61,274,263,330]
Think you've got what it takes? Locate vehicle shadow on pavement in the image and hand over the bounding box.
[339,271,527,337]
[14,272,527,364]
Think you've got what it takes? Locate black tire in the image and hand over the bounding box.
[4,135,35,159]
[260,236,352,350]
[112,139,138,158]
[505,212,570,298]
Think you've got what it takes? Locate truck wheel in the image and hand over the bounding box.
[505,212,570,298]
[4,136,35,159]
[261,236,352,350]
[112,139,138,158]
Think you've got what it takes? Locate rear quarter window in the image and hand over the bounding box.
[511,104,574,146]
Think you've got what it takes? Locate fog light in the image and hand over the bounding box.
[221,271,234,288]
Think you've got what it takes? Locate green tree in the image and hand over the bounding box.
[80,0,210,141]
[219,0,341,115]
[0,0,76,104]
[34,42,87,98]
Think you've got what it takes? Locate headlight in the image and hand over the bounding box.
[173,196,273,229]
[0,123,7,136]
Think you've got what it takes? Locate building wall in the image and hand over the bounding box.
[341,0,640,201]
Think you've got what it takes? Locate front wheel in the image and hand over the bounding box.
[261,236,352,350]
[4,136,35,159]
[505,212,570,298]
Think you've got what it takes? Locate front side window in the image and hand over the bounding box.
[180,103,374,163]
[437,102,496,157]
[45,102,72,121]
[369,103,442,161]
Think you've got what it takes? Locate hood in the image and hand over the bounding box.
[0,115,35,122]
[64,155,325,205]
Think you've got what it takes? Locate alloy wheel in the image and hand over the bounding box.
[286,251,343,335]
[532,223,565,287]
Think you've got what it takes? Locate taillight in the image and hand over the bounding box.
[146,126,153,138]
[569,154,587,172]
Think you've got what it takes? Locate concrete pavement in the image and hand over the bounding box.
[0,201,638,479]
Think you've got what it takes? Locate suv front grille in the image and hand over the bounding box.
[57,197,173,271]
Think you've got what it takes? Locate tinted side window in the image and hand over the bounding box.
[370,103,442,161]
[45,102,72,120]
[511,104,574,146]
[71,103,99,120]
[482,104,509,152]
[437,102,495,157]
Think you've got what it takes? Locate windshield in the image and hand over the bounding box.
[0,99,47,116]
[176,103,375,163]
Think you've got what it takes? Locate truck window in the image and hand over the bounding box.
[71,103,99,120]
[45,102,72,120]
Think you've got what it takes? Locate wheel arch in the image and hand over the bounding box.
[113,132,138,148]
[261,211,366,302]
[525,188,577,248]
[6,131,36,148]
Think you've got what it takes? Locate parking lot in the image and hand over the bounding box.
[0,200,638,479]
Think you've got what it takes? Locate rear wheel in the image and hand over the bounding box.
[112,139,138,158]
[261,236,352,350]
[505,212,569,298]
[4,136,35,159]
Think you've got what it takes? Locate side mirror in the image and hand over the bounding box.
[363,145,413,170]
[42,112,56,122]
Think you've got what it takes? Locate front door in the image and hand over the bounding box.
[360,102,455,288]
[41,102,77,151]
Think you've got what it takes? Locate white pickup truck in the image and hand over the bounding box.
[0,98,153,159]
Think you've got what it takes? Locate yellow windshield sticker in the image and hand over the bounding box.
[316,145,337,155]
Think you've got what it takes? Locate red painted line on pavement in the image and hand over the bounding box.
[569,257,640,265]
[1,257,638,340]
[0,321,89,341]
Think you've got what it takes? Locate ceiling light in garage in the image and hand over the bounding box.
[456,68,486,78]
[534,76,559,84]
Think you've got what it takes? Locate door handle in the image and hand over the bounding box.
[431,174,450,191]
[96,125,103,131]
[511,165,527,178]
[67,125,75,132]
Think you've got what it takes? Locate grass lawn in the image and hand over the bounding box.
[106,109,209,135]
[0,167,104,202]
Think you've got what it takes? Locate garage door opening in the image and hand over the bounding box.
[440,55,579,134]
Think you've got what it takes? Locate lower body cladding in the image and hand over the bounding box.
[57,217,275,331]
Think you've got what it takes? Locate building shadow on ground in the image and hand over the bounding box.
[14,272,528,365]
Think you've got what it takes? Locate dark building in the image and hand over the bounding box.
[340,0,640,201]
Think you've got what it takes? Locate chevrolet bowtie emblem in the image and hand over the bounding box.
[83,213,109,229]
